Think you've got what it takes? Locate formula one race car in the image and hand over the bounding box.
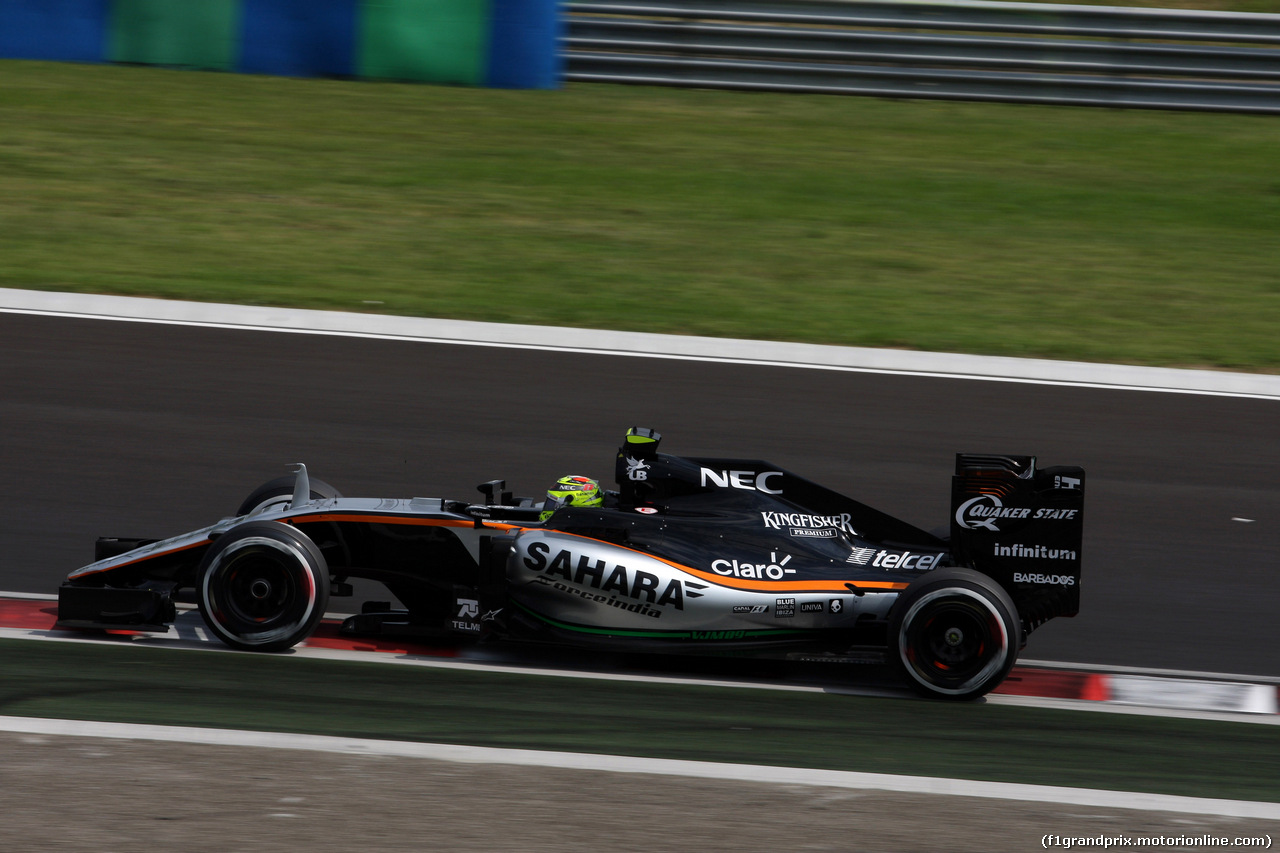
[57,429,1085,700]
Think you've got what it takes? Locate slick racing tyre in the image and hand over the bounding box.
[888,568,1019,701]
[196,521,330,652]
[236,476,341,517]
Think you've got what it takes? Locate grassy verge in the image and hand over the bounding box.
[2,639,1277,802]
[3,60,1278,370]
[1022,0,1280,9]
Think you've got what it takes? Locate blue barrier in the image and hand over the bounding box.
[0,0,107,62]
[240,0,358,78]
[487,0,563,88]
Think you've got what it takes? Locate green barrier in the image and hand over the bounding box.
[108,0,240,71]
[357,0,489,86]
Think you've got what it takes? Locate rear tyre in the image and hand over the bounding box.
[196,521,329,652]
[888,568,1019,700]
[236,476,341,517]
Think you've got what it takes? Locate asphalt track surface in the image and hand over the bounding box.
[4,311,1278,676]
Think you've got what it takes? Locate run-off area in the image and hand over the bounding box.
[1,732,1277,853]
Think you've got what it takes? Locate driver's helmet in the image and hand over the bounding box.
[539,475,603,521]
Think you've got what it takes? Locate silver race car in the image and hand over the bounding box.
[57,428,1084,699]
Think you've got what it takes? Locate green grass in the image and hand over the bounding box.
[1024,0,1280,9]
[2,60,1279,370]
[2,639,1278,802]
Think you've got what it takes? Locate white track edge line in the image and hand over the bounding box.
[6,600,1267,690]
[2,715,1277,818]
[4,289,1278,400]
[986,693,1280,724]
[0,625,826,693]
[4,594,1277,695]
[1021,657,1280,686]
[2,622,1276,725]
[4,606,1273,694]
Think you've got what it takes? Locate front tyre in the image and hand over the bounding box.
[888,568,1019,701]
[196,521,329,652]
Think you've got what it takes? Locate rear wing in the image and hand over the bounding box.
[949,454,1084,632]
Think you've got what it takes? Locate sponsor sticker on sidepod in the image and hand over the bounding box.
[712,552,796,580]
[521,540,707,616]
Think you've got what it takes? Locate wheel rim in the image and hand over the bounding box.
[898,588,1010,696]
[202,536,318,647]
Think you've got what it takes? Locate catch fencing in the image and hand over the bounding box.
[564,0,1280,112]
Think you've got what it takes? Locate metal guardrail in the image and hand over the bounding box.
[565,0,1280,112]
